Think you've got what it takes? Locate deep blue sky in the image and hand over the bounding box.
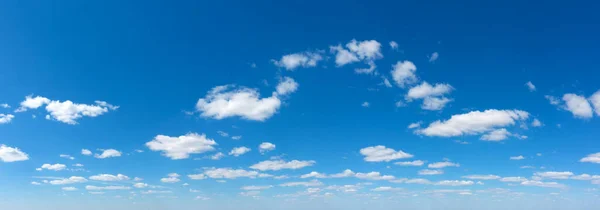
[1,1,600,210]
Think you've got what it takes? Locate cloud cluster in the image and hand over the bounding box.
[15,95,117,124]
[272,52,323,70]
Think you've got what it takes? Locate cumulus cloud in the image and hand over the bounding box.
[258,142,276,154]
[405,80,452,99]
[391,61,418,88]
[355,172,395,180]
[15,95,50,112]
[361,101,370,107]
[510,155,525,160]
[195,168,265,179]
[395,160,425,166]
[229,146,251,157]
[480,128,511,141]
[241,185,273,191]
[94,149,122,159]
[421,96,453,111]
[81,149,92,156]
[580,152,600,164]
[330,169,356,178]
[272,52,322,70]
[0,103,10,108]
[428,52,439,62]
[146,133,216,160]
[562,94,593,118]
[525,81,536,92]
[300,172,327,179]
[250,160,315,171]
[89,174,129,181]
[521,180,566,188]
[407,122,422,129]
[372,186,402,192]
[49,176,87,185]
[210,152,225,160]
[589,90,600,116]
[570,174,600,180]
[59,154,74,160]
[416,109,529,138]
[418,169,443,175]
[435,180,474,186]
[62,187,77,191]
[359,145,413,162]
[280,179,323,187]
[0,114,14,124]
[0,144,29,162]
[86,185,131,191]
[161,173,181,183]
[37,163,66,171]
[428,161,460,169]
[534,171,574,179]
[500,177,528,182]
[531,118,543,127]
[33,98,117,124]
[133,183,149,188]
[462,175,501,180]
[275,77,299,96]
[545,95,561,105]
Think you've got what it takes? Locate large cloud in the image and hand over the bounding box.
[0,145,29,162]
[359,145,413,162]
[146,133,216,160]
[415,109,529,138]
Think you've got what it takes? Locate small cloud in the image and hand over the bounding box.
[428,52,439,62]
[525,81,536,92]
[361,102,370,107]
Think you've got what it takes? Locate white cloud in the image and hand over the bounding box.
[42,99,116,124]
[330,45,359,66]
[0,144,29,162]
[187,174,207,180]
[421,97,452,111]
[86,185,131,191]
[525,81,536,92]
[229,146,251,157]
[395,160,425,166]
[231,135,242,140]
[570,174,600,180]
[330,169,356,178]
[462,175,501,180]
[201,168,263,179]
[161,173,181,183]
[355,61,377,74]
[562,93,593,118]
[428,161,460,169]
[359,145,413,162]
[372,186,402,192]
[37,163,66,171]
[418,169,443,175]
[280,179,323,187]
[391,61,418,88]
[272,52,322,70]
[580,152,600,164]
[407,122,421,129]
[0,103,9,108]
[217,131,229,137]
[521,180,566,188]
[532,118,542,127]
[355,172,395,180]
[510,155,525,160]
[545,95,561,105]
[416,109,529,138]
[195,85,283,121]
[534,171,574,179]
[435,180,474,186]
[141,190,172,194]
[240,191,261,197]
[382,77,392,88]
[89,174,129,181]
[241,185,273,191]
[500,177,528,182]
[49,176,87,185]
[361,101,370,108]
[62,187,77,191]
[389,41,398,50]
[250,160,315,171]
[345,39,383,61]
[275,77,299,96]
[0,114,14,124]
[428,52,439,62]
[300,172,327,179]
[133,183,148,188]
[146,133,216,160]
[15,95,50,112]
[210,152,225,160]
[480,128,511,141]
[94,149,122,159]
[81,149,92,156]
[59,154,74,160]
[133,177,143,181]
[589,90,600,116]
[31,181,42,185]
[259,142,276,154]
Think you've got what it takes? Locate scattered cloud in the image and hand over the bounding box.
[160,173,181,183]
[361,101,370,107]
[62,187,77,191]
[0,144,29,162]
[359,145,413,162]
[250,160,315,171]
[146,133,216,160]
[300,172,327,179]
[0,114,14,124]
[0,103,10,108]
[259,142,276,154]
[59,154,75,160]
[89,174,130,181]
[500,177,528,182]
[280,179,323,187]
[355,172,395,180]
[275,77,299,96]
[428,52,439,62]
[428,161,460,169]
[389,41,398,50]
[372,186,402,192]
[15,95,117,124]
[580,152,600,164]
[480,128,511,141]
[81,149,92,156]
[545,95,561,105]
[419,169,443,175]
[391,61,418,88]
[435,180,474,186]
[229,146,251,157]
[36,164,66,171]
[462,175,501,180]
[510,155,525,160]
[416,109,529,138]
[210,152,225,160]
[407,122,422,129]
[562,94,593,118]
[590,90,600,116]
[534,171,574,179]
[94,149,122,159]
[395,160,425,166]
[525,81,536,92]
[521,180,566,188]
[231,135,242,140]
[86,185,131,191]
[217,131,229,137]
[272,51,322,70]
[532,118,542,127]
[241,185,273,191]
[49,176,87,185]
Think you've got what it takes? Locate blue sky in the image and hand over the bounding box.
[1,1,600,210]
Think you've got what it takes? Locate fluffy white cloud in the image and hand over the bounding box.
[59,154,74,160]
[275,77,299,96]
[241,185,273,191]
[435,180,474,186]
[389,41,398,50]
[141,190,172,194]
[133,183,148,188]
[187,174,207,180]
[361,101,370,107]
[346,40,382,60]
[525,81,536,91]
[272,52,322,70]
[31,181,42,185]
[300,172,327,179]
[146,133,216,160]
[545,95,561,105]
[570,174,600,180]
[416,109,529,138]
[217,131,229,137]
[81,149,92,156]
[210,152,225,160]
[428,52,439,62]
[42,100,117,124]
[418,169,443,175]
[355,172,395,180]
[510,155,525,160]
[562,94,593,118]
[395,160,425,166]
[0,103,10,108]
[521,180,566,188]
[589,90,600,116]
[0,114,14,124]
[15,95,50,112]
[462,175,501,180]
[421,96,452,111]
[85,185,131,191]
[355,61,377,74]
[580,152,600,164]
[229,146,251,157]
[330,169,356,178]
[0,145,29,162]
[406,82,452,100]
[359,145,413,162]
[534,171,574,179]
[89,174,129,181]
[372,186,402,192]
[480,128,511,141]
[49,176,87,185]
[161,173,180,183]
[62,187,77,191]
[258,142,276,154]
[279,179,323,187]
[250,160,315,171]
[231,135,242,140]
[500,177,528,182]
[37,163,66,171]
[195,85,284,121]
[201,168,263,179]
[428,161,460,169]
[330,45,359,66]
[94,149,122,159]
[407,122,421,129]
[531,118,542,127]
[391,61,418,88]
